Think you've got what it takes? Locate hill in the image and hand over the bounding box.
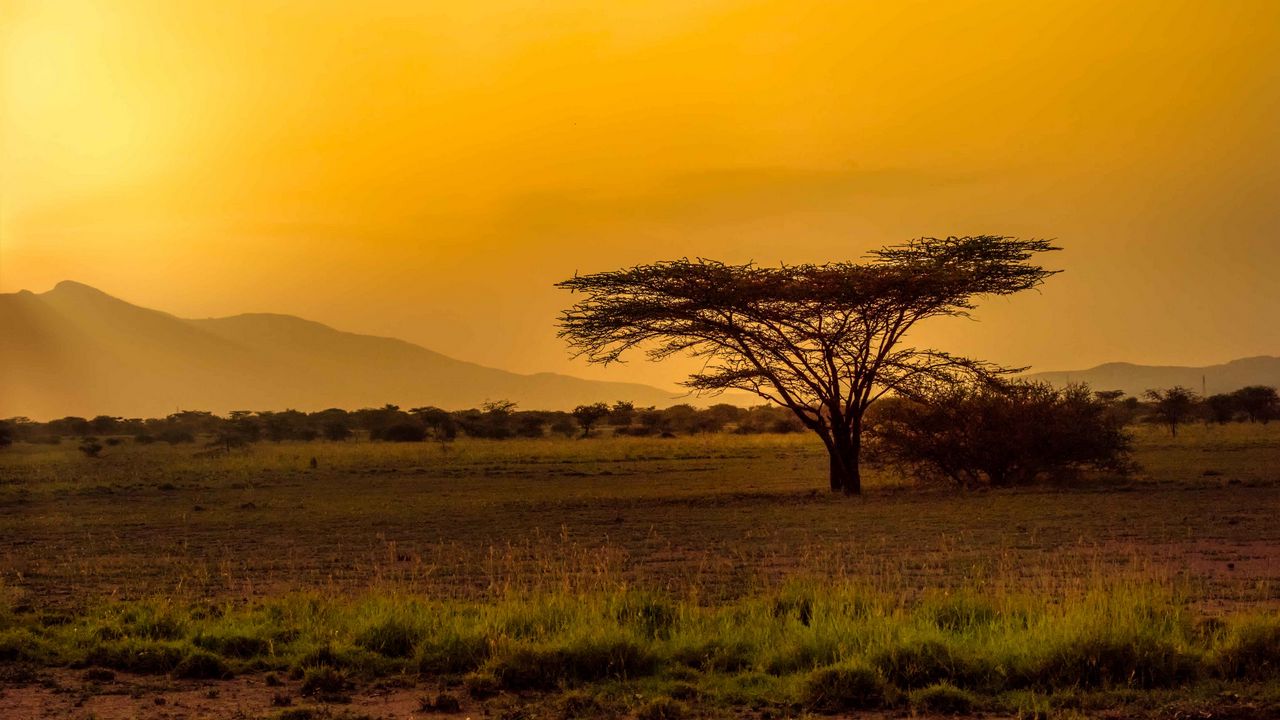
[0,281,695,419]
[1024,356,1280,397]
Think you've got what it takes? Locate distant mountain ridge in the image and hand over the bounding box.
[1024,356,1280,397]
[0,281,696,419]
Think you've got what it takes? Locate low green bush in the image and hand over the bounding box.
[801,664,893,713]
[911,682,978,714]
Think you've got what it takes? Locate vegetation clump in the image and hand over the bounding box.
[800,664,893,713]
[1213,620,1280,680]
[910,682,978,714]
[872,381,1133,487]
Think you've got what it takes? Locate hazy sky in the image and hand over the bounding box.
[3,0,1278,389]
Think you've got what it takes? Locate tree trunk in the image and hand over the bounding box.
[827,432,862,495]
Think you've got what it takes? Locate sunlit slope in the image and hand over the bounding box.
[0,281,686,418]
[1026,356,1280,396]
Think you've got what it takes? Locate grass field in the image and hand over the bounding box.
[1,424,1278,718]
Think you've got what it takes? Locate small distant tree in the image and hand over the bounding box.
[0,421,13,448]
[609,401,636,427]
[1144,386,1199,436]
[412,407,458,444]
[572,403,611,437]
[1203,394,1238,425]
[558,236,1059,494]
[1231,385,1279,424]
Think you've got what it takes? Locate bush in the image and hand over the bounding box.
[416,632,492,674]
[489,638,658,690]
[462,671,500,698]
[0,629,57,664]
[926,595,999,633]
[174,649,233,679]
[193,631,273,659]
[636,697,687,720]
[354,617,423,658]
[1026,634,1199,689]
[300,665,350,696]
[670,639,754,672]
[378,423,427,443]
[911,682,977,714]
[871,381,1133,487]
[1213,620,1280,680]
[612,594,677,639]
[801,665,893,713]
[81,640,186,674]
[872,640,995,690]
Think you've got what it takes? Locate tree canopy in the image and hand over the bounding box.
[557,235,1060,493]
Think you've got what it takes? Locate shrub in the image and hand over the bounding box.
[489,638,658,690]
[416,632,491,674]
[557,690,609,719]
[174,649,232,679]
[911,682,977,714]
[1026,634,1199,689]
[0,629,56,664]
[300,665,350,696]
[462,671,500,698]
[354,617,423,658]
[926,595,999,633]
[870,381,1133,487]
[1213,620,1280,680]
[636,697,687,720]
[872,640,995,690]
[81,640,186,674]
[193,631,273,659]
[670,639,755,672]
[762,635,842,675]
[612,594,677,639]
[378,423,427,442]
[801,665,892,713]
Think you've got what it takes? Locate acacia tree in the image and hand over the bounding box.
[1143,386,1199,436]
[556,236,1059,494]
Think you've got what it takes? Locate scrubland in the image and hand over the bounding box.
[0,424,1277,718]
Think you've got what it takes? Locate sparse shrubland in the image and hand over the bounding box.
[0,424,1276,716]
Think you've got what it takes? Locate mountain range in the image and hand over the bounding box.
[3,281,1276,419]
[0,281,693,419]
[1024,356,1280,397]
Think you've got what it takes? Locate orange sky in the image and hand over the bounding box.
[3,0,1278,388]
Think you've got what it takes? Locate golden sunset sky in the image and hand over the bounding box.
[3,0,1278,388]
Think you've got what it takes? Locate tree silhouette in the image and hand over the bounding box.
[1230,385,1278,424]
[557,236,1059,494]
[1144,386,1199,436]
[572,402,611,437]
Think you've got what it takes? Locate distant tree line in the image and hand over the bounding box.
[0,384,1272,492]
[0,401,805,449]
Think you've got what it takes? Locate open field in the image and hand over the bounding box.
[1,424,1278,718]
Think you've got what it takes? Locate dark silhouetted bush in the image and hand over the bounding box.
[871,381,1133,487]
[379,423,427,442]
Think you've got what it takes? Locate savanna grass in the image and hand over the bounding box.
[2,576,1277,714]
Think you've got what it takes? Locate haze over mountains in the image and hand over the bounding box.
[1025,357,1280,398]
[0,282,691,419]
[2,281,1277,420]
